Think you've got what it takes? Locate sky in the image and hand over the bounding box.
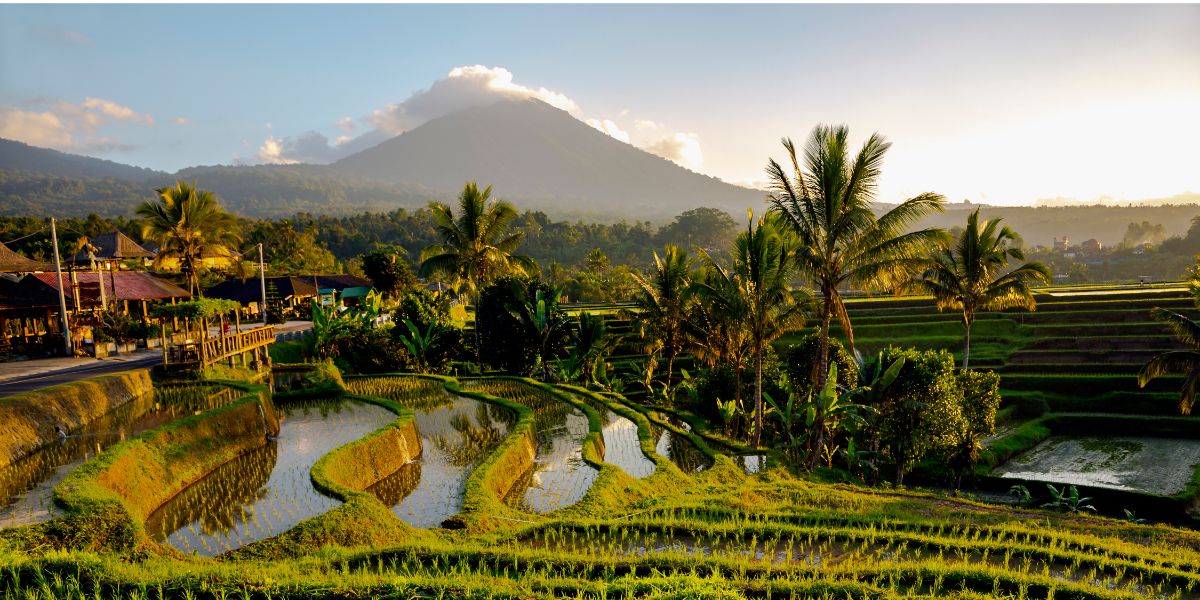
[1,4,1198,206]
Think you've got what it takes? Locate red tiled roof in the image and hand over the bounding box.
[28,271,191,303]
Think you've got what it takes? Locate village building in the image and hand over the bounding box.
[205,274,372,320]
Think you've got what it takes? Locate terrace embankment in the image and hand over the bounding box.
[227,392,426,559]
[0,370,153,468]
[41,385,278,551]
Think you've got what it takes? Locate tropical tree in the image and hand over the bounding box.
[692,214,807,448]
[626,244,693,390]
[910,209,1050,368]
[505,284,572,381]
[1138,305,1200,415]
[137,180,241,295]
[766,125,947,388]
[419,182,536,369]
[560,311,620,388]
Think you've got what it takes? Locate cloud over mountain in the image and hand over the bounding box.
[0,97,153,154]
[253,66,583,165]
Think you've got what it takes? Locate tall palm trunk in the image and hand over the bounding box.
[817,291,833,388]
[474,290,483,374]
[963,321,971,369]
[753,347,764,449]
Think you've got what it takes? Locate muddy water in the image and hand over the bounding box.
[146,398,394,556]
[568,391,655,479]
[993,435,1200,495]
[0,385,241,528]
[647,413,712,473]
[366,393,515,528]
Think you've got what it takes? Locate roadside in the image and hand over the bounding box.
[0,320,312,396]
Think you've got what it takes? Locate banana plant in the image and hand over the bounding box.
[804,364,873,468]
[1043,484,1095,514]
[505,286,571,381]
[396,318,450,373]
[764,387,805,466]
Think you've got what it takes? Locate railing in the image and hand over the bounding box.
[164,325,275,368]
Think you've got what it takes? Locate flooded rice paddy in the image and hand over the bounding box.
[0,385,241,528]
[463,381,599,513]
[566,390,656,479]
[350,378,517,528]
[993,435,1200,495]
[647,412,712,473]
[145,398,395,556]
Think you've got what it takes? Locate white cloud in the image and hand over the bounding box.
[369,65,579,135]
[644,133,704,171]
[252,65,583,165]
[585,118,631,144]
[82,97,152,124]
[256,136,298,165]
[0,97,153,153]
[635,119,663,132]
[172,117,191,126]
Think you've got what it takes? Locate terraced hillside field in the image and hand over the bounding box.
[6,365,1200,598]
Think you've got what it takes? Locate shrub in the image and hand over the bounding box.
[783,334,858,396]
[876,346,964,484]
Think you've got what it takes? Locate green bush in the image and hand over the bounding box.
[783,334,858,395]
[876,346,964,484]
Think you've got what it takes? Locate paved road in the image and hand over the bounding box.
[0,354,161,396]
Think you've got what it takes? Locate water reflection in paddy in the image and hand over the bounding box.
[647,413,712,473]
[0,385,241,528]
[366,391,515,528]
[565,389,655,479]
[463,380,599,513]
[146,398,394,556]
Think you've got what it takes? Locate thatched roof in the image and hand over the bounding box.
[71,231,155,264]
[0,242,51,273]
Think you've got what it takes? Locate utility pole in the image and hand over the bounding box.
[50,218,72,356]
[258,243,267,327]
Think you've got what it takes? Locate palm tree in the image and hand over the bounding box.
[419,182,536,369]
[137,180,241,296]
[692,214,807,448]
[626,244,693,390]
[767,125,947,388]
[910,209,1049,368]
[1138,306,1200,415]
[505,284,572,381]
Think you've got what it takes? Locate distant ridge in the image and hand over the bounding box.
[332,98,764,219]
[0,138,164,182]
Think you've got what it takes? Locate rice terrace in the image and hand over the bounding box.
[2,3,1200,599]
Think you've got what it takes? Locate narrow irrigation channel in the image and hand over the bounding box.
[463,380,600,513]
[347,376,517,528]
[0,385,241,528]
[145,397,395,556]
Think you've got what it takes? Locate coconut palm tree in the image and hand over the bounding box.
[419,182,535,296]
[419,182,536,369]
[910,209,1049,368]
[1138,305,1200,415]
[137,180,241,296]
[626,244,693,390]
[767,125,947,388]
[692,214,808,448]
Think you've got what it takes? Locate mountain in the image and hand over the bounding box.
[0,138,164,182]
[331,98,763,219]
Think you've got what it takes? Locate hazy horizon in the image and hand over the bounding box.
[2,4,1197,207]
